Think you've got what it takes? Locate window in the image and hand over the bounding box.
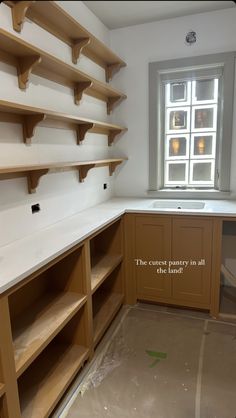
[164,78,218,188]
[149,53,235,197]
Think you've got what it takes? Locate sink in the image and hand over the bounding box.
[151,200,205,210]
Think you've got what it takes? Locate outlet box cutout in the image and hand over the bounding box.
[31,203,40,214]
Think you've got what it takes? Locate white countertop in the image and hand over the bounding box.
[1,197,236,295]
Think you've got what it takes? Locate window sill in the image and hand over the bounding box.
[147,189,231,200]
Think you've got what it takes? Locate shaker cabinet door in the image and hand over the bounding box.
[135,216,172,300]
[171,217,212,307]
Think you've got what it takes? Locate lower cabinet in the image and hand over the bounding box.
[133,214,213,310]
[135,216,172,299]
[0,217,124,418]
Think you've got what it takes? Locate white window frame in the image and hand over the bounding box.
[148,52,235,198]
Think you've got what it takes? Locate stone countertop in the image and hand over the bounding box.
[1,197,236,294]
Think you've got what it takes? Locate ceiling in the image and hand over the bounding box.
[83,1,235,29]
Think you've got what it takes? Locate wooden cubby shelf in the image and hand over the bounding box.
[93,292,124,346]
[0,383,5,398]
[0,158,127,193]
[12,292,87,378]
[91,254,123,294]
[0,99,127,145]
[5,1,126,81]
[0,28,126,114]
[18,342,89,418]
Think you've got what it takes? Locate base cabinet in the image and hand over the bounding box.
[0,217,124,418]
[135,216,172,299]
[172,217,212,306]
[132,214,213,310]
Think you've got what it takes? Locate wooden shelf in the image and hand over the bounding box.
[12,291,87,378]
[0,158,127,193]
[19,342,89,418]
[0,383,5,398]
[93,292,124,346]
[0,28,126,114]
[91,254,123,294]
[5,1,126,81]
[0,99,127,145]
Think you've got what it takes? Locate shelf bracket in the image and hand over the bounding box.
[105,63,123,83]
[72,38,91,65]
[17,55,42,90]
[76,123,95,145]
[108,129,123,146]
[109,161,122,176]
[11,1,33,33]
[74,81,93,105]
[78,164,95,182]
[23,114,46,144]
[107,96,122,115]
[27,169,49,194]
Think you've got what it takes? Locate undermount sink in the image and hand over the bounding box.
[151,200,205,210]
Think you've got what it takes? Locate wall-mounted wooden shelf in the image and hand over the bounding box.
[0,158,127,193]
[0,29,126,114]
[5,1,126,82]
[13,292,87,378]
[91,254,123,294]
[19,342,89,418]
[0,99,127,145]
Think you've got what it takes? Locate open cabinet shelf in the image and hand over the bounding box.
[93,291,124,346]
[5,1,126,81]
[0,28,126,114]
[0,99,127,145]
[0,158,127,194]
[91,253,123,294]
[18,341,89,418]
[12,292,87,378]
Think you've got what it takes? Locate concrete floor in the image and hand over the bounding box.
[57,304,236,418]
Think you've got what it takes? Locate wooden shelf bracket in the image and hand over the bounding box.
[109,161,122,176]
[23,114,46,145]
[17,55,42,90]
[107,96,123,115]
[74,81,93,105]
[78,164,95,182]
[76,123,95,145]
[27,169,48,193]
[105,63,123,83]
[72,38,91,65]
[108,129,123,146]
[10,1,33,33]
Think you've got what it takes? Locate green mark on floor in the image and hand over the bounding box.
[146,350,167,368]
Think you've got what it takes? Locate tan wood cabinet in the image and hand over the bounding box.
[135,216,172,299]
[172,217,212,307]
[129,214,213,310]
[0,217,124,418]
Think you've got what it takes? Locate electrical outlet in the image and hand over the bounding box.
[31,203,40,214]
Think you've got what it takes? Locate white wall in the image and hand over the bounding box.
[0,1,120,247]
[110,8,236,197]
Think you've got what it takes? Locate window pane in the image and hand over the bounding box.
[166,135,189,159]
[166,162,188,184]
[190,160,214,184]
[191,134,216,158]
[192,79,218,103]
[192,105,217,131]
[167,108,190,133]
[165,81,191,106]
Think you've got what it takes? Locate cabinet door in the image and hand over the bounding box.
[135,216,172,299]
[172,217,212,307]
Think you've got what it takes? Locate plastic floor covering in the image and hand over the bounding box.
[58,304,236,418]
